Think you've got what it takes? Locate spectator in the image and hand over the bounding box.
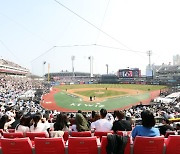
[92,108,112,131]
[53,113,69,131]
[105,113,114,124]
[112,110,132,133]
[158,118,174,136]
[91,113,100,132]
[42,113,50,129]
[15,115,30,134]
[132,110,160,140]
[75,113,90,132]
[11,111,23,129]
[30,112,49,137]
[0,114,15,131]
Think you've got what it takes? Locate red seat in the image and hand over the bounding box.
[68,137,98,154]
[116,131,132,136]
[34,137,65,154]
[8,129,15,133]
[165,135,180,154]
[94,131,113,141]
[116,131,123,136]
[71,131,91,137]
[101,136,131,154]
[1,137,33,154]
[25,132,47,141]
[165,131,176,138]
[63,131,69,142]
[3,132,24,138]
[133,136,164,154]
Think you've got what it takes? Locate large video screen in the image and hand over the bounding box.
[118,69,140,78]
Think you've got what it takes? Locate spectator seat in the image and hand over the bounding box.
[1,137,33,154]
[68,137,98,154]
[133,136,164,154]
[8,129,15,133]
[165,135,180,154]
[164,131,176,138]
[34,137,65,154]
[94,131,113,141]
[101,136,131,154]
[3,132,24,138]
[25,132,47,141]
[71,131,91,137]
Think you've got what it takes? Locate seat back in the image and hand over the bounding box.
[101,136,130,154]
[71,131,91,137]
[1,137,33,154]
[164,131,175,138]
[63,131,69,142]
[8,129,15,133]
[133,136,164,154]
[26,132,47,140]
[116,131,132,136]
[165,135,180,154]
[68,137,98,154]
[3,132,24,138]
[34,137,65,154]
[50,131,64,138]
[94,131,113,141]
[116,131,123,136]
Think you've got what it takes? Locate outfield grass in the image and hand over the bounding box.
[75,89,127,98]
[56,84,166,91]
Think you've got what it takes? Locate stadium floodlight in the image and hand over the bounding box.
[88,56,93,78]
[106,64,108,74]
[147,50,152,68]
[71,56,75,77]
[43,61,46,77]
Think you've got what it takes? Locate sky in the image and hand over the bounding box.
[0,0,180,76]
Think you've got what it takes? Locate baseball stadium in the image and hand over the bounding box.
[1,1,180,153]
[41,84,166,112]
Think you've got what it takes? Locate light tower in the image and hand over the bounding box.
[106,64,109,74]
[88,56,93,78]
[146,50,153,77]
[147,50,152,68]
[43,61,46,77]
[71,56,75,77]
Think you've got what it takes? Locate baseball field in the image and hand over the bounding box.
[41,84,167,112]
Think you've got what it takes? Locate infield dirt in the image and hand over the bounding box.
[66,88,144,102]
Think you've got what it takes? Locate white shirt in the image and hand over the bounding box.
[30,122,49,137]
[15,125,30,133]
[93,118,112,132]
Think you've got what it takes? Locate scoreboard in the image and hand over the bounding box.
[117,68,141,78]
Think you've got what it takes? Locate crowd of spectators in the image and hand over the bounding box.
[0,74,180,140]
